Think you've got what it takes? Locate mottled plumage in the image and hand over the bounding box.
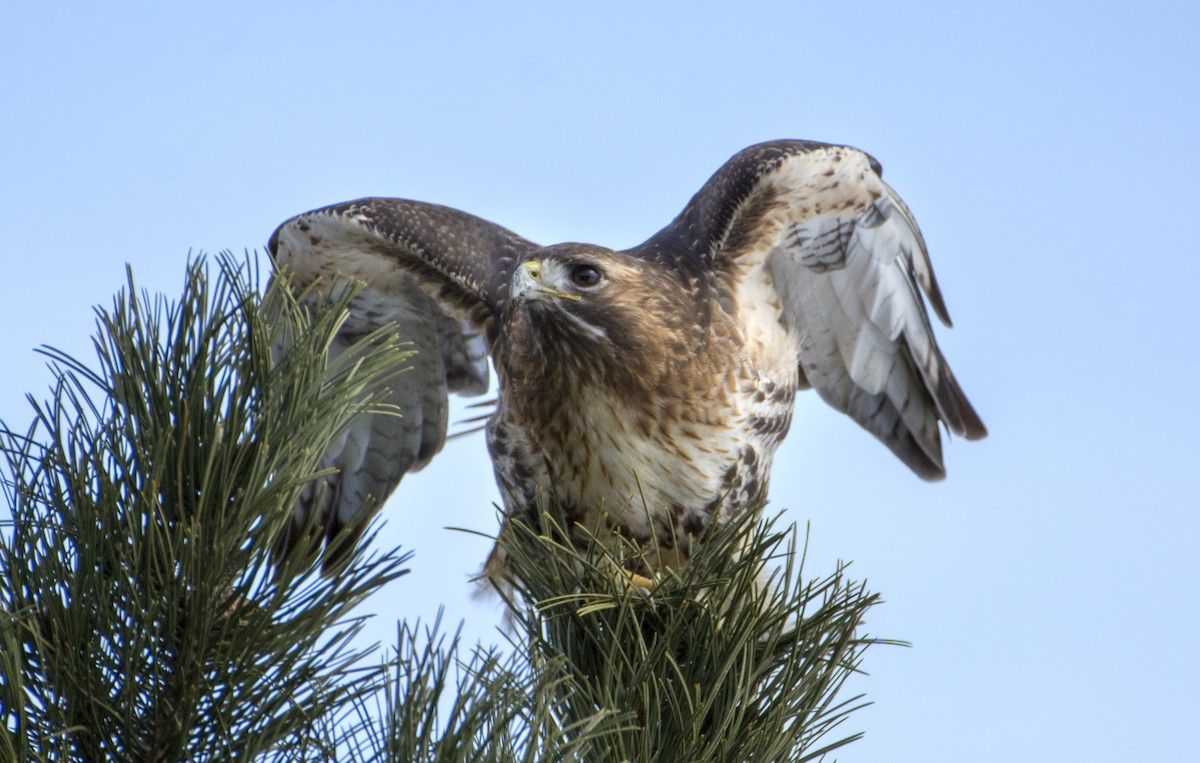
[268,140,986,580]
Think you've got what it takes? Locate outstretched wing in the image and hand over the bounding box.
[268,198,537,563]
[642,140,986,479]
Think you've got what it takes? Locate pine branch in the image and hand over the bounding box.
[493,507,890,763]
[0,255,411,761]
[343,612,627,762]
[344,506,891,762]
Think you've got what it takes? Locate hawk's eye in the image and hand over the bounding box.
[570,264,603,288]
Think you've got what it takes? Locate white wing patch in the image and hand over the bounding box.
[735,146,985,479]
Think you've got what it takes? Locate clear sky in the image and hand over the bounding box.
[3,2,1197,760]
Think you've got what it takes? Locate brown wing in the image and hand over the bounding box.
[636,141,986,479]
[268,198,537,565]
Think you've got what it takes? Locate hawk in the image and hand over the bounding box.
[268,140,986,580]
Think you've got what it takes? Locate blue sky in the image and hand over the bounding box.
[3,2,1197,760]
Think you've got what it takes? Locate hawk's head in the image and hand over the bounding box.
[501,243,700,396]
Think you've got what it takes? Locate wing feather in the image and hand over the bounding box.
[269,198,537,565]
[643,140,985,479]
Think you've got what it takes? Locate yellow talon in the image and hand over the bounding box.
[620,569,658,592]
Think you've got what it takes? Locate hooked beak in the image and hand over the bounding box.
[512,259,581,303]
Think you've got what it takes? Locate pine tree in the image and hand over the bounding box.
[0,255,888,761]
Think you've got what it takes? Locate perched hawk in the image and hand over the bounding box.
[268,140,986,579]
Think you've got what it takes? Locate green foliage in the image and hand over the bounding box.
[494,509,885,763]
[346,614,625,763]
[0,255,888,762]
[0,257,411,760]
